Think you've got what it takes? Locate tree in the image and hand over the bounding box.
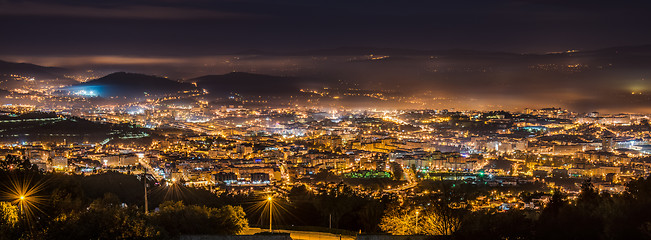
[536,186,607,240]
[151,201,248,237]
[47,173,85,217]
[287,185,321,226]
[313,169,342,183]
[577,179,600,208]
[389,162,404,181]
[420,202,462,235]
[313,184,360,229]
[0,154,39,172]
[42,193,163,239]
[0,202,19,240]
[541,189,566,217]
[455,210,534,240]
[379,202,462,236]
[357,198,390,233]
[0,202,18,227]
[379,205,418,235]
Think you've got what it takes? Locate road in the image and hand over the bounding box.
[242,227,356,240]
[139,158,164,182]
[386,164,418,193]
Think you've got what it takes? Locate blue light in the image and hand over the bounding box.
[74,90,98,97]
[63,85,103,97]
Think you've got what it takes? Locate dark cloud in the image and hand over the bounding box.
[1,0,650,55]
[0,2,255,19]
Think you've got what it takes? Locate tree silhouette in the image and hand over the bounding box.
[42,193,162,239]
[151,201,248,237]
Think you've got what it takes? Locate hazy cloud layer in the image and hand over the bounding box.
[0,2,254,19]
[1,0,651,55]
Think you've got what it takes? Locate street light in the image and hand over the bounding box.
[18,195,26,213]
[267,196,273,233]
[7,176,45,222]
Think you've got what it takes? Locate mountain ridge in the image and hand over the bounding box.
[62,72,195,98]
[189,72,302,96]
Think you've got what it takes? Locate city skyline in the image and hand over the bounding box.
[2,1,651,240]
[2,1,651,113]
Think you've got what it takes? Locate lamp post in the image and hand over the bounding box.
[267,196,273,233]
[143,170,148,214]
[19,195,25,214]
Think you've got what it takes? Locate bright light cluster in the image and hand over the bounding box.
[74,90,98,97]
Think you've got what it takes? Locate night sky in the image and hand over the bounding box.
[2,0,651,113]
[2,0,651,56]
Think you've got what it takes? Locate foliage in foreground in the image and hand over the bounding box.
[379,199,465,235]
[455,178,651,240]
[3,195,248,240]
[152,201,248,237]
[0,159,248,240]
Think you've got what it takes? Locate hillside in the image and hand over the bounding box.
[0,112,153,143]
[62,72,195,98]
[0,60,77,90]
[189,72,302,96]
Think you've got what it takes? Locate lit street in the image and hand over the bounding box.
[242,228,356,240]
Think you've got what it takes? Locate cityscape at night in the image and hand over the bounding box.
[2,1,651,239]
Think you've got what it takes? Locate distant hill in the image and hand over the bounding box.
[0,60,71,78]
[0,111,153,143]
[0,60,77,90]
[288,46,517,57]
[224,47,519,57]
[230,45,651,57]
[573,44,651,56]
[189,72,302,96]
[62,72,195,98]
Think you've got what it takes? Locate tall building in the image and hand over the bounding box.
[602,136,615,152]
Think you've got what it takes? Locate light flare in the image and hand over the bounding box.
[1,174,47,225]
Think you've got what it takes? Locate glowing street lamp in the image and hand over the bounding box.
[5,176,45,223]
[19,195,25,213]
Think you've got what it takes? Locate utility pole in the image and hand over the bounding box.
[143,168,148,214]
[19,197,23,214]
[269,199,272,233]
